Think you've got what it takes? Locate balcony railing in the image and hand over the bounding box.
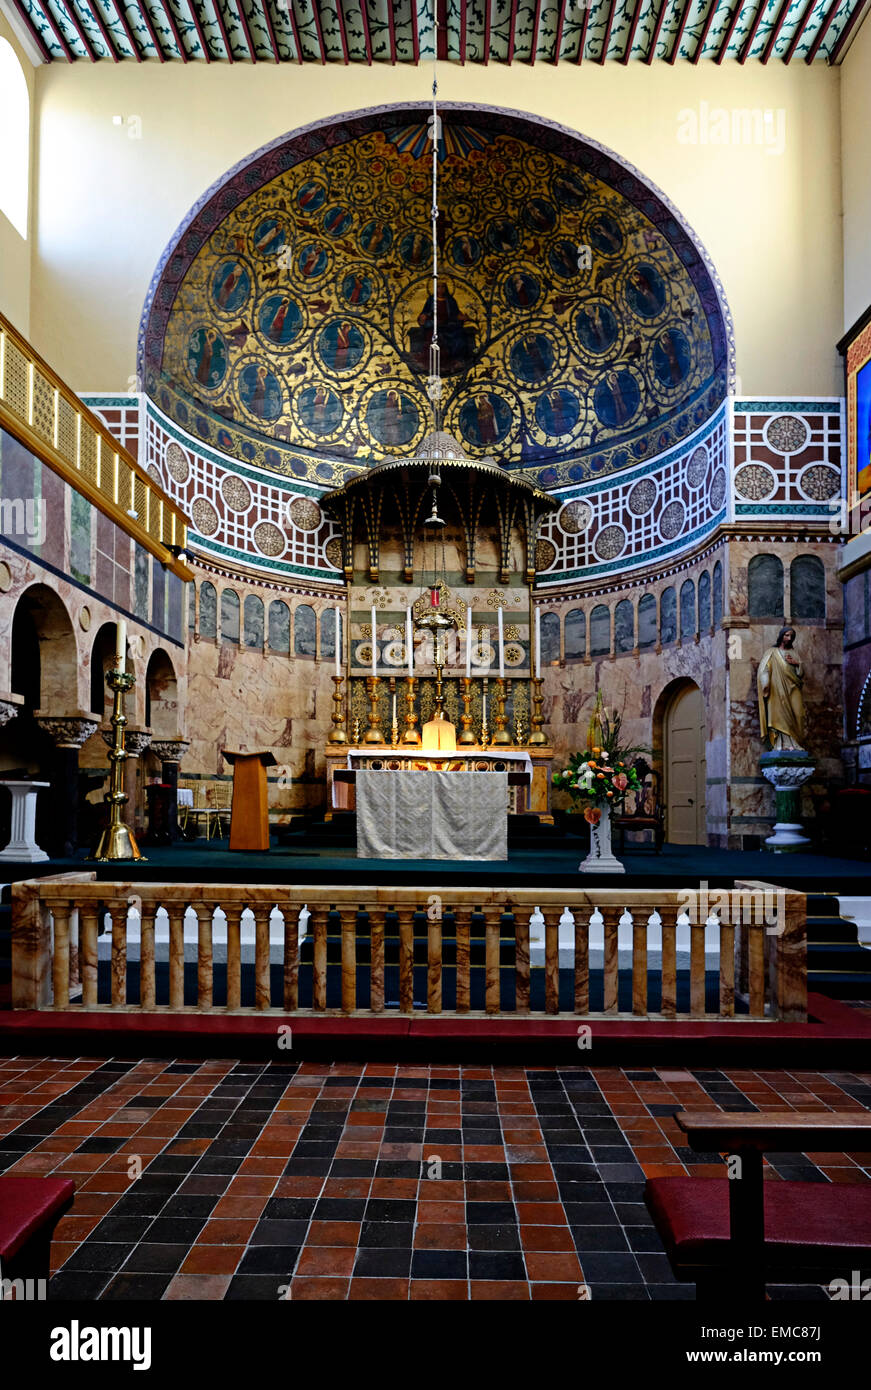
[0,311,191,581]
[11,875,807,1023]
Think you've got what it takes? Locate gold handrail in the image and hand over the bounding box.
[0,310,192,582]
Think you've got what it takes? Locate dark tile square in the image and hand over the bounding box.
[250,1220,310,1246]
[574,1252,643,1282]
[467,1224,520,1251]
[365,1199,417,1223]
[359,1221,414,1248]
[225,1276,288,1301]
[313,1198,367,1222]
[122,1243,192,1274]
[411,1250,468,1279]
[140,1218,206,1245]
[160,1195,219,1220]
[237,1246,300,1276]
[58,1242,134,1274]
[469,1251,526,1280]
[570,1225,629,1252]
[466,1202,516,1225]
[49,1272,112,1300]
[353,1248,412,1278]
[264,1197,317,1221]
[90,1216,154,1244]
[75,1136,128,1154]
[101,1273,173,1300]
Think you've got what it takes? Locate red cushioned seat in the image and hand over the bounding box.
[0,1176,75,1263]
[646,1177,871,1270]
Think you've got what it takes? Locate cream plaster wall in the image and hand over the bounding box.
[0,11,34,337]
[842,17,871,331]
[29,59,843,397]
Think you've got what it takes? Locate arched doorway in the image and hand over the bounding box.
[662,681,707,845]
[145,650,178,738]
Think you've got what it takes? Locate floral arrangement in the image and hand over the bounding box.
[552,692,648,825]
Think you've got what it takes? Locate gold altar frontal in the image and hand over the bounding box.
[325,745,554,820]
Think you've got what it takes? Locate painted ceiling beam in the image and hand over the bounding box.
[804,0,841,59]
[507,0,518,61]
[209,0,235,59]
[161,0,191,58]
[667,0,694,61]
[307,0,326,60]
[737,0,767,60]
[138,0,168,58]
[691,0,719,59]
[283,0,303,61]
[460,0,467,62]
[829,0,867,60]
[645,0,668,60]
[620,0,644,61]
[258,0,280,57]
[782,0,816,59]
[436,0,447,56]
[358,0,372,60]
[551,0,566,62]
[385,0,396,61]
[334,0,350,60]
[85,0,121,59]
[483,0,490,60]
[409,0,418,60]
[529,0,542,60]
[598,0,616,62]
[39,0,78,57]
[8,0,55,59]
[761,0,791,61]
[111,0,145,55]
[233,0,256,59]
[183,0,211,58]
[714,0,744,62]
[63,0,101,58]
[576,0,591,60]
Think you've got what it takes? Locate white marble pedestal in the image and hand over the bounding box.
[0,781,50,862]
[760,751,814,853]
[579,803,625,874]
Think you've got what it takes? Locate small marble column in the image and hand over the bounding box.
[34,713,99,857]
[150,738,190,843]
[760,750,815,853]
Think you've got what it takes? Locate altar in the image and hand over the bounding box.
[356,769,508,860]
[326,744,554,817]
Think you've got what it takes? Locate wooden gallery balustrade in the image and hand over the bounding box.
[10,875,807,1023]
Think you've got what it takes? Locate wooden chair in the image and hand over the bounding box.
[208,779,232,838]
[613,763,664,853]
[187,782,222,840]
[645,1110,871,1300]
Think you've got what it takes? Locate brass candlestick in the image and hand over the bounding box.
[529,676,547,746]
[402,676,421,745]
[459,675,476,744]
[364,675,384,744]
[492,676,511,745]
[89,662,146,862]
[328,674,348,744]
[389,679,399,746]
[480,681,490,747]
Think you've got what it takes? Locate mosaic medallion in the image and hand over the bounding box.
[487,589,507,610]
[325,537,343,570]
[710,467,727,510]
[558,499,593,534]
[288,496,323,531]
[504,644,525,666]
[505,625,520,641]
[766,414,809,454]
[165,442,190,484]
[253,521,285,557]
[686,445,708,488]
[734,463,776,501]
[221,474,252,512]
[798,463,840,501]
[535,539,557,571]
[594,524,626,561]
[191,497,218,536]
[659,500,686,540]
[148,465,163,486]
[627,478,657,516]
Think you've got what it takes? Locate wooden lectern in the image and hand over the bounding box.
[223,750,276,852]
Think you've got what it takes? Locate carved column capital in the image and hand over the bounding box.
[126,729,153,758]
[35,714,99,749]
[151,738,190,764]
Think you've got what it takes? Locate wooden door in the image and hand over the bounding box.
[666,684,707,845]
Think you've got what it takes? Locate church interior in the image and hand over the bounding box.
[1,0,871,1340]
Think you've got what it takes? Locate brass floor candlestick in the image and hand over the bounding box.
[529,676,547,745]
[480,681,490,747]
[492,676,511,745]
[328,674,348,744]
[364,675,384,744]
[402,676,420,744]
[89,664,145,862]
[459,675,476,744]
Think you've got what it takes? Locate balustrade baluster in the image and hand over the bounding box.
[311,907,329,1011]
[719,915,735,1017]
[197,904,214,1010]
[226,906,243,1011]
[253,905,271,1010]
[574,907,589,1014]
[398,908,414,1014]
[631,909,647,1015]
[455,908,471,1013]
[485,908,501,1014]
[52,903,71,1009]
[80,905,99,1009]
[168,908,185,1010]
[515,909,530,1014]
[427,905,442,1014]
[140,905,156,1009]
[341,906,356,1014]
[370,908,384,1013]
[69,908,81,992]
[603,908,619,1014]
[690,912,706,1016]
[111,902,127,1007]
[663,910,681,1017]
[544,909,559,1015]
[283,906,299,1012]
[748,921,765,1017]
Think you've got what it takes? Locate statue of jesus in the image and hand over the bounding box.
[757,625,806,751]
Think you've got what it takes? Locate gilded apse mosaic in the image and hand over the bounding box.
[141,107,729,490]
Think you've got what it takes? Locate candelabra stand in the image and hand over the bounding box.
[492,676,511,745]
[480,680,490,747]
[364,675,384,744]
[328,674,348,744]
[529,676,547,746]
[402,676,421,744]
[89,663,146,862]
[389,678,399,747]
[459,675,476,745]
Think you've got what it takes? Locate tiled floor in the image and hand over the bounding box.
[1,1057,870,1301]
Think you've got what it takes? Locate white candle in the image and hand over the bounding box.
[497,607,505,679]
[370,606,377,678]
[406,607,414,677]
[335,608,341,678]
[465,604,472,678]
[115,618,127,664]
[534,607,541,678]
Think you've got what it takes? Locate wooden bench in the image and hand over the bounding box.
[0,1175,75,1284]
[645,1110,871,1300]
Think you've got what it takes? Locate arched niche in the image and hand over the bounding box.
[145,649,179,738]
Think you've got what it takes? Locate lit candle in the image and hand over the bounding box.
[370,606,377,679]
[115,618,127,665]
[534,607,541,679]
[497,607,505,679]
[406,607,414,678]
[465,604,472,679]
[335,608,341,679]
